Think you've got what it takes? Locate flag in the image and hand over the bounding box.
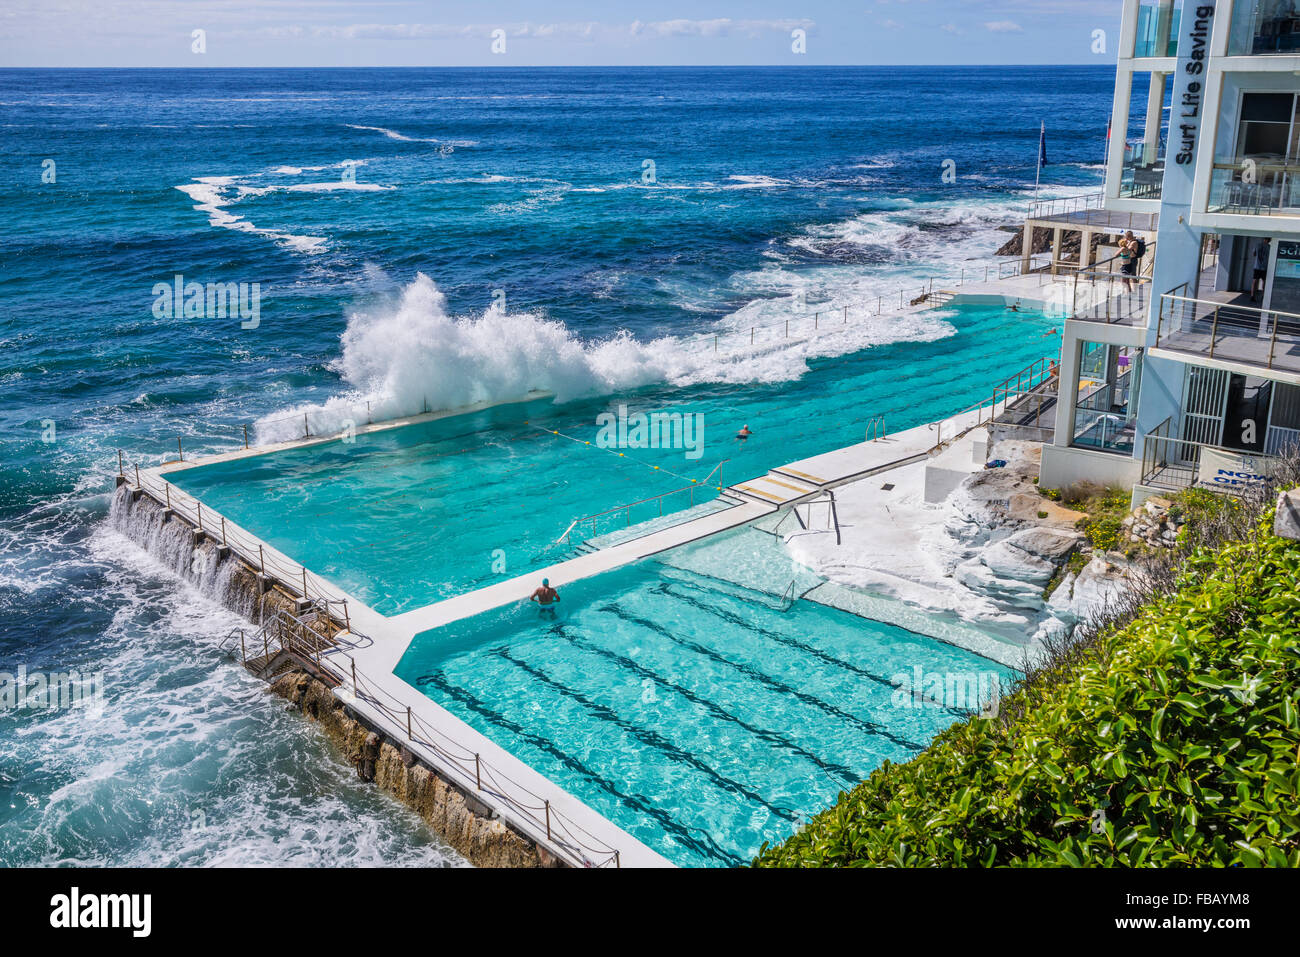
[1038,121,1049,171]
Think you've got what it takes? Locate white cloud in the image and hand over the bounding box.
[984,20,1024,33]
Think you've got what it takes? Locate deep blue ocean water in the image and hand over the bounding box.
[0,67,1110,866]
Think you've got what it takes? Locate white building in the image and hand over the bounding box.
[1039,0,1300,500]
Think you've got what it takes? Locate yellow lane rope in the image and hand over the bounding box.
[524,421,725,492]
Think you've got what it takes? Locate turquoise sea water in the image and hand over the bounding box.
[0,66,1109,866]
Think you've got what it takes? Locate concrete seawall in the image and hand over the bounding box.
[108,482,562,868]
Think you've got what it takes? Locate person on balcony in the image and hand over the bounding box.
[1252,238,1271,303]
[1118,235,1138,292]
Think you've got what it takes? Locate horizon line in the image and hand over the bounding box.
[0,62,1117,70]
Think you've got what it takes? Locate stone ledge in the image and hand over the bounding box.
[271,671,561,869]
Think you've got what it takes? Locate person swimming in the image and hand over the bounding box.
[530,578,560,618]
[736,424,753,443]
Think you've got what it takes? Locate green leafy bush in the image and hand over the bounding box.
[754,517,1300,868]
[1084,515,1124,551]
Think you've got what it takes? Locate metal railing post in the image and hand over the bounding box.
[475,754,481,790]
[407,706,412,739]
[1209,306,1220,358]
[177,437,183,461]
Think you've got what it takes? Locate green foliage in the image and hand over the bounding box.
[754,517,1300,868]
[1060,483,1133,554]
[1085,515,1124,551]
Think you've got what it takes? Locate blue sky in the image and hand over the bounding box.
[0,1,1124,67]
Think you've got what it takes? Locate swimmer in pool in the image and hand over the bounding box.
[530,578,560,618]
[736,424,753,443]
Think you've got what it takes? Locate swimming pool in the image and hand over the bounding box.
[394,525,1011,866]
[166,301,1058,614]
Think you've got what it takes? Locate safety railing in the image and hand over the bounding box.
[1027,192,1157,232]
[345,655,621,867]
[556,474,729,546]
[232,609,624,868]
[1028,192,1105,220]
[788,490,842,546]
[115,453,355,629]
[928,356,1057,448]
[1140,422,1283,493]
[686,253,1054,355]
[1155,293,1300,374]
[1068,271,1153,326]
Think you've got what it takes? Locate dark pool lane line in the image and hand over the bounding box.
[415,670,742,866]
[659,578,974,721]
[598,602,929,752]
[558,630,860,789]
[493,647,801,825]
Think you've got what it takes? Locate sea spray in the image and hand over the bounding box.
[254,273,955,443]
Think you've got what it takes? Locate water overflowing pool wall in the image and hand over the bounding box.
[108,482,565,868]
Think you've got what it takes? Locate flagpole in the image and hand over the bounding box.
[1035,121,1044,198]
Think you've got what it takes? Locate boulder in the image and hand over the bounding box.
[1275,491,1300,542]
[980,540,1057,585]
[1004,526,1083,562]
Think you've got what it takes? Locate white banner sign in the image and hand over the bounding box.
[1197,447,1277,490]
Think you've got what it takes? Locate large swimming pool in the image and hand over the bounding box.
[394,525,1012,866]
[167,301,1058,614]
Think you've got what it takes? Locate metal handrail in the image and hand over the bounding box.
[235,612,624,868]
[555,477,728,545]
[1155,292,1300,370]
[1140,425,1282,492]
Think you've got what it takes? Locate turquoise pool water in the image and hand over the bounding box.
[394,526,1011,866]
[167,302,1059,614]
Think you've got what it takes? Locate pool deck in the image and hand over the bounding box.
[118,286,1052,870]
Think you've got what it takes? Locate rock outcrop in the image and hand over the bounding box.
[272,671,560,868]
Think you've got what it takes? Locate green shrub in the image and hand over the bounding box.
[754,516,1300,868]
[1084,515,1124,551]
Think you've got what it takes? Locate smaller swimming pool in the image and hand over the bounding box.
[395,525,1012,866]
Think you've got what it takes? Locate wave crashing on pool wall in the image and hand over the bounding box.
[254,273,955,444]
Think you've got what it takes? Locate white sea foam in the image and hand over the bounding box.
[254,273,953,443]
[175,178,328,255]
[345,123,478,147]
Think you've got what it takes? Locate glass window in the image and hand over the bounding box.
[1073,342,1143,454]
[1229,0,1300,55]
[1135,1,1182,57]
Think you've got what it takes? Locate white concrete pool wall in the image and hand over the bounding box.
[118,288,1058,867]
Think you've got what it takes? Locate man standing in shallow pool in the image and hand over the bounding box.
[530,578,560,618]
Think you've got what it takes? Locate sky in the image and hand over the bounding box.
[0,1,1125,67]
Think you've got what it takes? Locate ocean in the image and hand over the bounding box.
[0,66,1111,865]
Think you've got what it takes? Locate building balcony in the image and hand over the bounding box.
[1134,0,1181,57]
[1120,141,1165,201]
[1228,0,1300,55]
[1065,269,1154,328]
[1140,416,1295,493]
[1154,293,1300,375]
[1207,159,1300,217]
